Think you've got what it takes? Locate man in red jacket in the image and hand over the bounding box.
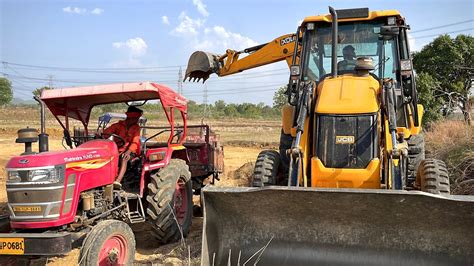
[104,106,142,187]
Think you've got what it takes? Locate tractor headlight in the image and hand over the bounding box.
[6,165,64,184]
[7,171,21,183]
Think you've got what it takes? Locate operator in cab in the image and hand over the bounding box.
[103,106,142,188]
[337,45,357,71]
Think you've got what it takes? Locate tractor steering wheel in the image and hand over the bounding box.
[101,133,126,148]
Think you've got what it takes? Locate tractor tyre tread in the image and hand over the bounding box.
[78,220,135,266]
[146,159,192,244]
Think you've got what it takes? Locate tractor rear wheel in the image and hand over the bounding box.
[252,150,281,187]
[79,220,135,266]
[407,134,425,187]
[416,159,450,195]
[146,159,193,244]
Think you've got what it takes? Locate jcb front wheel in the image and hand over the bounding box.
[416,159,450,195]
[252,150,281,187]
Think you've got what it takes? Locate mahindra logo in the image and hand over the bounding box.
[19,159,29,164]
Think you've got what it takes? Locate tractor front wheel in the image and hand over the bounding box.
[79,220,135,266]
[146,159,193,244]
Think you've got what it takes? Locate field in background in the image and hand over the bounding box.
[0,107,472,264]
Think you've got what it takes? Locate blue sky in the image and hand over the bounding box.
[1,0,473,105]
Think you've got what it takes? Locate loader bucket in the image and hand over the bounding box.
[185,51,220,83]
[201,187,474,265]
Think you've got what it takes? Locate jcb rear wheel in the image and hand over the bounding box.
[279,130,292,176]
[252,150,280,187]
[407,134,425,187]
[146,159,193,244]
[416,159,450,195]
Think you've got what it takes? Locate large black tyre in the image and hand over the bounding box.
[146,159,192,244]
[79,220,135,266]
[416,159,450,195]
[279,130,292,177]
[407,134,425,187]
[252,150,281,187]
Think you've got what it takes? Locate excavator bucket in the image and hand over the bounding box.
[201,186,474,265]
[185,51,221,83]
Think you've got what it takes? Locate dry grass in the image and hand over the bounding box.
[424,120,474,193]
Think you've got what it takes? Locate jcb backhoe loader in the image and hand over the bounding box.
[186,7,474,265]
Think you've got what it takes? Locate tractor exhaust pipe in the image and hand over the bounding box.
[329,6,338,78]
[34,96,49,152]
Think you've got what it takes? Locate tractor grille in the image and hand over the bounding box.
[316,114,378,169]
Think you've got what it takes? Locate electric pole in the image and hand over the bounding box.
[203,83,208,118]
[47,75,54,89]
[178,67,183,94]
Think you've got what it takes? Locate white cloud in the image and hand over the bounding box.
[113,37,148,57]
[171,12,257,53]
[62,6,87,14]
[91,8,104,15]
[171,12,205,37]
[162,15,170,25]
[196,25,258,51]
[192,0,209,17]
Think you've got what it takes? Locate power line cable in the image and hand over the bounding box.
[1,60,288,76]
[414,28,473,39]
[410,19,474,33]
[1,61,185,71]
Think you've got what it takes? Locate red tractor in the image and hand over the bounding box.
[0,82,223,264]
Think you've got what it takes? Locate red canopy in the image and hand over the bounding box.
[41,82,187,126]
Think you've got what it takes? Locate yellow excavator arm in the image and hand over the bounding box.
[185,33,299,82]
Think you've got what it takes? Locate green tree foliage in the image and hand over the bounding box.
[273,85,288,109]
[187,100,279,119]
[413,34,473,124]
[416,72,444,123]
[32,86,53,97]
[0,77,13,106]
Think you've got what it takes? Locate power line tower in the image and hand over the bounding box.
[203,83,209,118]
[47,75,54,89]
[178,67,183,94]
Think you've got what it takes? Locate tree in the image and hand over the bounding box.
[416,72,444,123]
[0,78,13,106]
[33,86,52,97]
[273,85,288,109]
[413,34,473,124]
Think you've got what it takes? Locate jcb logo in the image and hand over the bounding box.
[336,136,355,144]
[280,36,296,46]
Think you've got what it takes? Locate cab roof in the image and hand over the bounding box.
[302,9,401,24]
[41,82,187,125]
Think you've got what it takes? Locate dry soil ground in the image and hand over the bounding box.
[0,116,280,265]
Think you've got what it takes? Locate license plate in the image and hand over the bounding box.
[13,206,41,212]
[0,238,25,255]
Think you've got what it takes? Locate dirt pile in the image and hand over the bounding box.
[219,162,255,187]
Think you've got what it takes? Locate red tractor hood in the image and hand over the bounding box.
[6,140,119,169]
